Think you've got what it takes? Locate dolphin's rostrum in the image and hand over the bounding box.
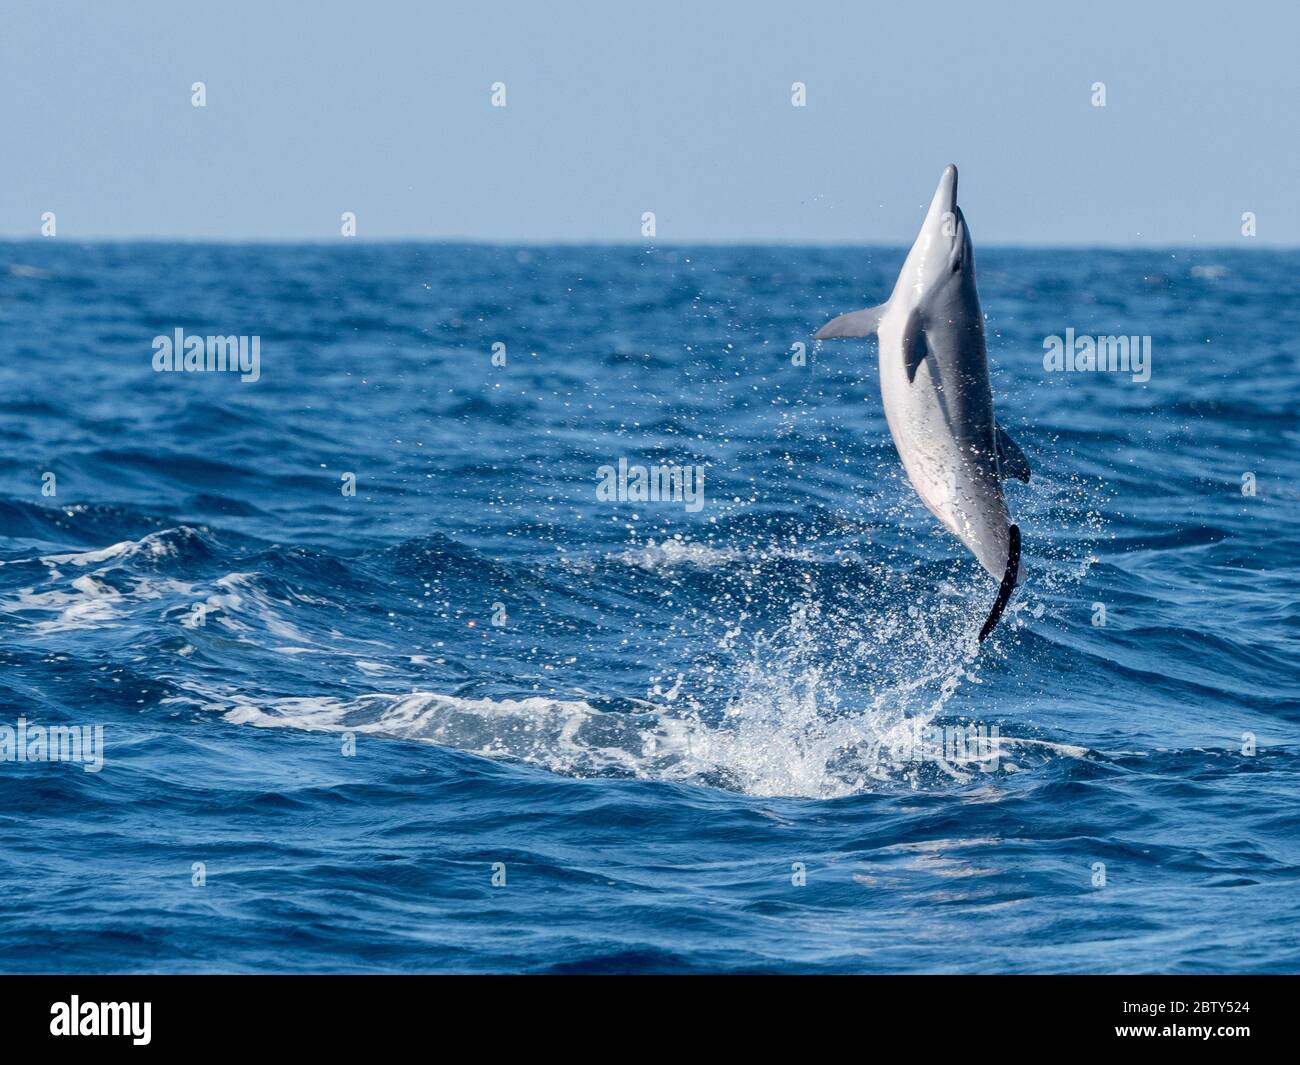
[816,165,1029,641]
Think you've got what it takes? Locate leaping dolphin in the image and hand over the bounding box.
[815,164,1029,642]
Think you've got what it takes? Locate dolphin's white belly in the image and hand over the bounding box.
[876,305,1010,578]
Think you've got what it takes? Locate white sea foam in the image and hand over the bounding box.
[0,572,195,634]
[5,519,1093,797]
[0,527,187,570]
[578,535,817,574]
[173,583,1085,799]
[182,672,1086,799]
[613,538,742,571]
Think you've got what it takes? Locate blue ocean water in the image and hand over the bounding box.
[0,241,1297,974]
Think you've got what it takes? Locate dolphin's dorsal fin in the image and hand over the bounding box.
[814,302,887,340]
[900,307,929,383]
[994,424,1031,482]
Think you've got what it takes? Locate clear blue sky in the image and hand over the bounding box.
[2,0,1295,244]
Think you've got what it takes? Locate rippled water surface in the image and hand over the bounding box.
[0,242,1297,972]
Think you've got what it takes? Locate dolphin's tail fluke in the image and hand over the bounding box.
[977,524,1020,643]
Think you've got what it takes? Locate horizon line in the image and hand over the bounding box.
[0,236,1292,252]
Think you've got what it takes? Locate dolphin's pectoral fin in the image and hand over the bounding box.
[900,308,929,383]
[994,424,1031,482]
[814,302,887,340]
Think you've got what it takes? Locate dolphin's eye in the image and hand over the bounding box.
[952,258,962,273]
